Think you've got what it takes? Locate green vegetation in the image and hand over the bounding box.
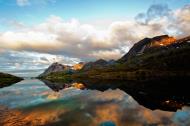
[38,71,73,82]
[0,72,23,87]
[126,42,190,71]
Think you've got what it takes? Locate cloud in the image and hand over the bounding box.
[172,4,190,37]
[0,15,168,61]
[16,0,56,6]
[0,50,81,77]
[89,49,122,60]
[0,16,129,61]
[16,0,30,6]
[135,4,172,24]
[135,4,190,38]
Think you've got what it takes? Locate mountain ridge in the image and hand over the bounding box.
[39,35,190,81]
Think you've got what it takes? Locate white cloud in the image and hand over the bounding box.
[16,0,30,6]
[16,0,56,6]
[0,16,157,60]
[134,4,190,38]
[89,49,122,60]
[0,50,81,77]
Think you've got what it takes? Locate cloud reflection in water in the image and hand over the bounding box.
[0,79,190,126]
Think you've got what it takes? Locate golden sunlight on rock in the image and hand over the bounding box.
[71,83,85,89]
[151,36,177,47]
[72,62,85,70]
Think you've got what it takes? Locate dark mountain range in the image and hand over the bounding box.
[82,59,116,71]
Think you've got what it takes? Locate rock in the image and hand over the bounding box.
[39,62,71,77]
[72,62,85,70]
[119,35,177,62]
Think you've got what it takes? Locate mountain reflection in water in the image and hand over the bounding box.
[0,79,190,126]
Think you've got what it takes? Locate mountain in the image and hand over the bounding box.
[119,35,177,62]
[0,72,23,87]
[39,62,71,77]
[81,59,108,71]
[119,35,190,70]
[38,62,86,80]
[72,62,85,70]
[74,35,190,80]
[39,35,190,81]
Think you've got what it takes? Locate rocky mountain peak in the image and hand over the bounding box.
[150,35,176,47]
[118,35,178,62]
[39,62,70,77]
[72,62,85,70]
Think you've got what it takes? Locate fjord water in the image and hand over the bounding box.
[0,79,190,126]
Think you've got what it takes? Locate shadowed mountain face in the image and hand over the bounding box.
[81,59,109,71]
[0,72,23,88]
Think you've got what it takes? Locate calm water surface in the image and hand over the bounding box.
[0,79,190,126]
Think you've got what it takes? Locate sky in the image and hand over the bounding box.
[0,0,190,77]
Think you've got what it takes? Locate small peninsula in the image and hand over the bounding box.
[0,72,23,87]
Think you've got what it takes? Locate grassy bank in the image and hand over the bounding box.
[0,73,23,87]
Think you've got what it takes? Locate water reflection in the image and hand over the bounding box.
[43,78,190,111]
[0,79,190,126]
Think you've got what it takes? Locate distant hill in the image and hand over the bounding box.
[81,59,116,71]
[38,62,86,79]
[82,59,108,71]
